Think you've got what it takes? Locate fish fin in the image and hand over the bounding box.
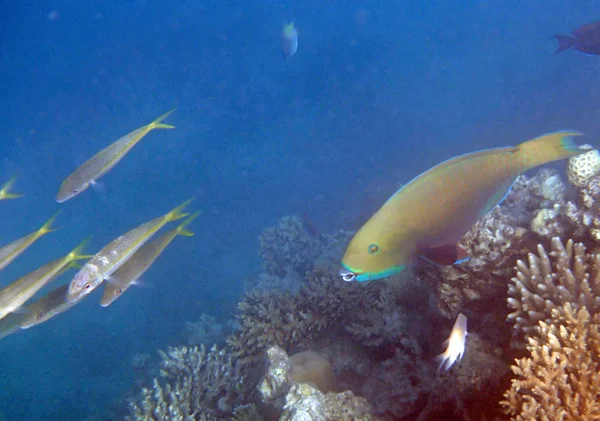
[165,198,194,223]
[516,130,585,169]
[39,211,61,235]
[0,176,24,200]
[148,109,176,130]
[91,180,105,194]
[132,279,152,288]
[176,211,201,236]
[104,276,122,285]
[480,178,516,216]
[554,35,576,53]
[418,244,470,266]
[67,237,93,261]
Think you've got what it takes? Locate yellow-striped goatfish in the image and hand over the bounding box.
[340,131,585,282]
[66,199,192,302]
[56,109,176,203]
[100,212,198,307]
[19,285,74,329]
[0,176,23,200]
[0,212,60,271]
[0,240,90,320]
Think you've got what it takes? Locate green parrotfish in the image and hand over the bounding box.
[339,131,585,282]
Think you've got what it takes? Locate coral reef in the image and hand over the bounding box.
[502,304,600,420]
[126,345,248,421]
[507,237,600,346]
[258,215,323,277]
[289,350,337,394]
[185,313,234,347]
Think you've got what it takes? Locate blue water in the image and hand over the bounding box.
[1,0,600,419]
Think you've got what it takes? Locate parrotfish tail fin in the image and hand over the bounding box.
[148,109,176,130]
[38,211,62,236]
[516,130,585,170]
[176,211,201,236]
[166,198,194,223]
[0,176,24,200]
[554,35,576,53]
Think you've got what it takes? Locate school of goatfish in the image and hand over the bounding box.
[0,110,196,340]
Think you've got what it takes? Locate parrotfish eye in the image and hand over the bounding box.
[367,244,380,254]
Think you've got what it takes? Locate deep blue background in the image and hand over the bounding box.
[1,1,599,419]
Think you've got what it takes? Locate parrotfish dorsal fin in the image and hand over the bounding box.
[418,244,470,266]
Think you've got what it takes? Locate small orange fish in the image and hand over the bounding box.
[340,131,585,282]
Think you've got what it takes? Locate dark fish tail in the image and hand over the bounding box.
[554,35,576,53]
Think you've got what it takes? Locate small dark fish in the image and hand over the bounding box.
[555,22,600,55]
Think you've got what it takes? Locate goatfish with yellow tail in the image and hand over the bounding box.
[340,131,586,282]
[67,198,193,303]
[19,285,74,329]
[100,212,199,307]
[0,239,91,320]
[0,176,23,200]
[56,109,176,203]
[0,212,60,271]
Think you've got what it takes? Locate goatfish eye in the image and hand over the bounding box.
[367,243,380,254]
[37,312,44,320]
[84,283,91,290]
[339,268,356,282]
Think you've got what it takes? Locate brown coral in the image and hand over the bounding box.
[502,304,600,420]
[507,237,600,345]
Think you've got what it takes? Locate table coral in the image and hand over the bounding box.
[507,237,600,346]
[502,304,600,420]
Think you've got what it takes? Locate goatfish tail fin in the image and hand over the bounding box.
[176,211,200,236]
[66,237,93,261]
[38,211,62,236]
[148,109,176,130]
[0,176,24,200]
[165,198,194,223]
[516,130,585,169]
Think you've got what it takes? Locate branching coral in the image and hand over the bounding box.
[502,304,600,420]
[126,345,247,421]
[507,237,600,345]
[258,215,323,277]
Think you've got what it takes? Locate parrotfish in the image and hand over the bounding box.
[0,212,60,271]
[0,239,90,320]
[281,22,298,58]
[66,198,192,303]
[19,285,74,329]
[100,212,198,307]
[0,176,23,200]
[56,109,176,203]
[555,21,600,55]
[340,131,585,282]
[436,313,467,371]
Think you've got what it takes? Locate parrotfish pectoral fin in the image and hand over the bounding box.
[418,244,469,266]
[480,178,516,217]
[554,35,577,53]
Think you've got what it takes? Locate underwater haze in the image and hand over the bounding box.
[1,0,600,420]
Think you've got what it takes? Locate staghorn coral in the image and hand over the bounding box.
[507,237,600,346]
[502,304,600,420]
[127,345,247,421]
[258,215,323,277]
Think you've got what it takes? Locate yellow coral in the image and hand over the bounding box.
[502,304,600,420]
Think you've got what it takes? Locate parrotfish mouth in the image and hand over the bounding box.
[339,267,357,282]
